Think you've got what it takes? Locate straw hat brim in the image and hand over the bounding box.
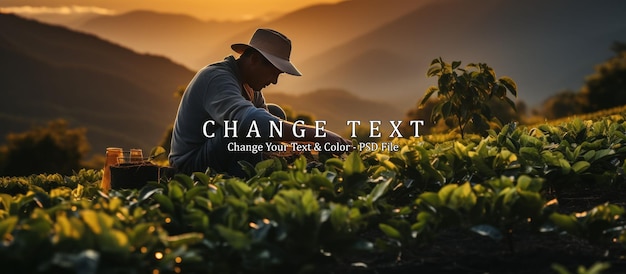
[232,43,302,76]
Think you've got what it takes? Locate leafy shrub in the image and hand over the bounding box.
[0,119,90,176]
[420,58,518,138]
[2,113,626,272]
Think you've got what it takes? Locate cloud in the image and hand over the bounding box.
[0,6,117,15]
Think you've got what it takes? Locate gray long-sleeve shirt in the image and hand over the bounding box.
[169,56,279,174]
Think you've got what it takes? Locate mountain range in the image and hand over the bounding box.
[277,0,626,108]
[2,0,626,157]
[0,13,193,156]
[0,13,398,156]
[25,0,626,109]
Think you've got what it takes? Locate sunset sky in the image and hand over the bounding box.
[0,0,345,21]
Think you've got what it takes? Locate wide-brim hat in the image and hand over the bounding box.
[231,28,302,76]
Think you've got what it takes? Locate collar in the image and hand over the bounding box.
[223,55,254,101]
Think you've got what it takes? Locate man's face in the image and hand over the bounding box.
[249,53,283,91]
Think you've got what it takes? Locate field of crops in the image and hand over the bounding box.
[3,111,626,273]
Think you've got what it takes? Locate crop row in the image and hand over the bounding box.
[1,114,626,272]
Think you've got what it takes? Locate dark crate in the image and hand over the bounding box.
[110,162,175,189]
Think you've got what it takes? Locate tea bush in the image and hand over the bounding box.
[2,112,626,273]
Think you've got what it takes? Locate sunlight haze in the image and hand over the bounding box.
[0,0,346,21]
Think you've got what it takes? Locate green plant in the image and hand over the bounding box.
[552,262,611,274]
[420,58,518,138]
[4,110,626,272]
[0,119,90,176]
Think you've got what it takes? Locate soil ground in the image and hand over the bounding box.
[324,187,626,274]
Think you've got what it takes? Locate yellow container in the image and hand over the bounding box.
[102,147,123,193]
[130,148,144,163]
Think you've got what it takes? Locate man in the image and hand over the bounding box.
[169,28,350,176]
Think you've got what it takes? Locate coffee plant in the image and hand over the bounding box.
[421,58,518,138]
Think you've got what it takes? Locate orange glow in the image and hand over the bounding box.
[0,0,346,21]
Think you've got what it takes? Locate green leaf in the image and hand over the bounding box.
[379,223,403,240]
[380,159,399,172]
[238,161,256,178]
[294,155,308,172]
[138,185,162,202]
[451,60,462,70]
[80,210,102,235]
[585,262,612,274]
[109,197,123,212]
[54,213,84,242]
[550,264,570,274]
[498,76,517,97]
[582,150,595,162]
[191,172,210,185]
[149,146,169,166]
[427,66,442,77]
[441,101,453,119]
[469,152,496,177]
[207,184,224,206]
[0,193,14,212]
[454,141,468,158]
[130,223,156,247]
[559,158,572,174]
[301,189,319,216]
[215,225,251,250]
[324,157,344,172]
[504,97,517,111]
[418,192,442,209]
[519,147,540,162]
[368,176,392,203]
[227,180,252,198]
[153,193,174,213]
[516,175,542,192]
[344,151,365,177]
[168,181,185,202]
[572,161,591,174]
[100,229,130,254]
[309,175,335,196]
[194,196,213,211]
[516,190,544,218]
[166,232,204,249]
[420,86,438,107]
[593,148,614,161]
[330,204,349,231]
[449,182,476,211]
[80,210,114,235]
[438,184,458,204]
[549,213,581,235]
[255,158,278,175]
[0,216,18,240]
[174,174,194,189]
[185,186,208,201]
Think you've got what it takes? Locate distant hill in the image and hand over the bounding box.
[0,13,409,157]
[0,14,194,156]
[278,0,626,109]
[201,0,433,67]
[69,0,429,70]
[75,10,261,70]
[7,0,626,111]
[264,89,405,134]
